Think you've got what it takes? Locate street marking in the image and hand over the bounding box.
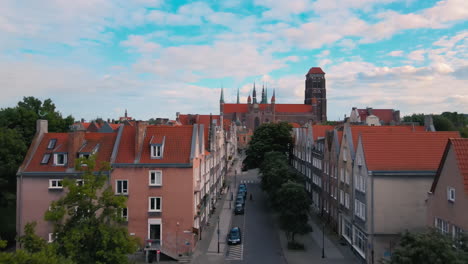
[226,244,243,260]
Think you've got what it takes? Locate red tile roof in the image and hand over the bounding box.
[361,132,460,171]
[312,125,334,140]
[178,114,221,148]
[276,104,313,113]
[109,124,121,130]
[357,109,397,124]
[25,132,117,172]
[290,123,301,128]
[139,125,194,164]
[307,67,325,74]
[450,138,468,193]
[224,104,249,113]
[350,125,425,148]
[115,125,136,163]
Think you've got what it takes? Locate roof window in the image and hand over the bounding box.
[47,139,57,149]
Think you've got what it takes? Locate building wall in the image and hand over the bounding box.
[427,146,468,231]
[373,175,432,234]
[112,166,195,255]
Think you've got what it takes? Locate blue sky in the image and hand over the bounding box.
[0,0,467,121]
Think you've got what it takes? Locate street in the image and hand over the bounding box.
[226,169,287,264]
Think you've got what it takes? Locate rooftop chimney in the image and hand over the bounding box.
[67,130,85,168]
[135,121,148,162]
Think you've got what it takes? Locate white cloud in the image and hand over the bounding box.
[388,50,404,56]
[121,35,160,53]
[407,50,426,61]
[254,0,311,19]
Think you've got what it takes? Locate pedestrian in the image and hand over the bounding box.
[250,193,253,201]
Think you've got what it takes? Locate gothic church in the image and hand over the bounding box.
[220,67,327,130]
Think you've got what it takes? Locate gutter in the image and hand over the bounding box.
[112,163,193,168]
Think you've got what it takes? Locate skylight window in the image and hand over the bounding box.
[47,139,57,149]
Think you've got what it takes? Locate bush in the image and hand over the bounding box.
[287,241,305,250]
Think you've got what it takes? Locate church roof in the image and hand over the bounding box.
[307,67,325,74]
[223,103,313,113]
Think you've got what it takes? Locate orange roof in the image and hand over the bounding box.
[337,131,343,145]
[307,67,325,74]
[276,104,313,113]
[25,132,117,172]
[451,139,468,193]
[312,125,334,140]
[178,114,221,148]
[290,123,301,128]
[350,125,425,148]
[224,104,249,113]
[139,125,193,164]
[115,125,136,163]
[361,132,460,171]
[357,109,397,124]
[109,123,121,130]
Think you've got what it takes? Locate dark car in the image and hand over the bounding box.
[237,189,247,199]
[234,203,244,215]
[236,196,245,206]
[239,183,247,192]
[227,227,242,245]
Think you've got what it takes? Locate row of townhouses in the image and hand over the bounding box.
[16,117,237,260]
[292,120,463,263]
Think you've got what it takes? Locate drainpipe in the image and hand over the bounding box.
[370,170,374,264]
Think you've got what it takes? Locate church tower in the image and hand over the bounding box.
[304,67,327,122]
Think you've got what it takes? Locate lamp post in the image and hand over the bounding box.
[217,216,220,253]
[322,206,325,258]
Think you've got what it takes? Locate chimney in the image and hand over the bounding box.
[67,130,85,168]
[36,120,48,135]
[176,112,180,122]
[135,121,148,162]
[81,118,85,123]
[424,115,435,132]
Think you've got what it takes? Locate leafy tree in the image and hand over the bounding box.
[17,222,47,253]
[433,115,457,131]
[276,181,312,243]
[45,156,138,264]
[402,114,425,125]
[244,122,293,169]
[389,229,468,264]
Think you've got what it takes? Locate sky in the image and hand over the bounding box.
[0,0,467,121]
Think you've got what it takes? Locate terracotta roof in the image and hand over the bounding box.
[290,123,301,128]
[312,125,334,140]
[224,104,249,113]
[361,132,460,171]
[178,114,221,148]
[139,125,193,164]
[307,67,325,74]
[25,132,117,172]
[451,139,468,193]
[337,131,343,145]
[109,124,121,130]
[350,125,425,148]
[357,109,397,124]
[115,125,136,163]
[276,104,313,113]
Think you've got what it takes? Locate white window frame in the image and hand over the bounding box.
[151,145,162,158]
[41,154,51,164]
[53,153,67,166]
[47,139,57,149]
[340,168,345,182]
[116,180,128,195]
[76,179,84,186]
[49,179,63,189]
[345,193,350,209]
[48,233,55,243]
[340,189,344,205]
[149,197,162,212]
[122,207,128,221]
[149,170,162,186]
[447,187,455,202]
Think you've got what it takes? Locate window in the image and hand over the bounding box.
[48,233,55,243]
[41,154,51,164]
[149,171,162,186]
[151,145,162,158]
[116,180,128,195]
[49,179,63,189]
[453,225,464,242]
[435,218,449,234]
[447,187,455,202]
[345,193,350,209]
[340,189,344,205]
[76,179,84,186]
[53,153,67,166]
[79,153,90,159]
[355,199,366,220]
[149,197,162,212]
[121,208,128,221]
[340,168,345,182]
[47,139,57,149]
[353,227,367,256]
[345,169,350,185]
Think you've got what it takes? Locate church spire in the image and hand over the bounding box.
[271,89,276,103]
[265,85,268,104]
[252,82,257,104]
[220,87,224,104]
[261,84,265,104]
[236,88,240,104]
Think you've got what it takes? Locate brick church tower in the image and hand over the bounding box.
[304,67,327,122]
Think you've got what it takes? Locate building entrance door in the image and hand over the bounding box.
[150,224,161,244]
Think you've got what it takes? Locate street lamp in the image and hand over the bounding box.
[217,216,220,253]
[322,206,325,258]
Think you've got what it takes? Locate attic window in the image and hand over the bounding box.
[151,145,163,158]
[41,154,51,164]
[447,187,455,202]
[79,153,90,159]
[53,153,67,166]
[47,139,57,149]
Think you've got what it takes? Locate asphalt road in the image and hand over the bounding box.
[226,169,287,264]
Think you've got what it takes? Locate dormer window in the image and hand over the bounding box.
[151,145,162,158]
[447,187,455,202]
[53,153,67,166]
[47,139,57,149]
[79,153,90,159]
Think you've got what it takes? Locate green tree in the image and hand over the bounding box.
[45,156,138,264]
[276,181,312,243]
[244,122,293,169]
[433,115,457,131]
[389,229,468,264]
[402,113,425,125]
[17,222,47,253]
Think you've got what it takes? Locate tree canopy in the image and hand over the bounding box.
[244,122,293,169]
[389,229,468,264]
[403,112,467,137]
[44,156,138,264]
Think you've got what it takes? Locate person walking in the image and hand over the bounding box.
[249,193,253,201]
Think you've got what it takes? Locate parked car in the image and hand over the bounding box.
[236,196,245,206]
[239,183,247,192]
[234,203,244,215]
[227,227,242,245]
[237,189,246,199]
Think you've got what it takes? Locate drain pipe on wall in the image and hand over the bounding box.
[370,170,374,264]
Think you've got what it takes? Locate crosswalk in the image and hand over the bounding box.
[239,180,259,184]
[226,244,243,261]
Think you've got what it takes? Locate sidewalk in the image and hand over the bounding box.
[190,155,243,264]
[277,212,360,264]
